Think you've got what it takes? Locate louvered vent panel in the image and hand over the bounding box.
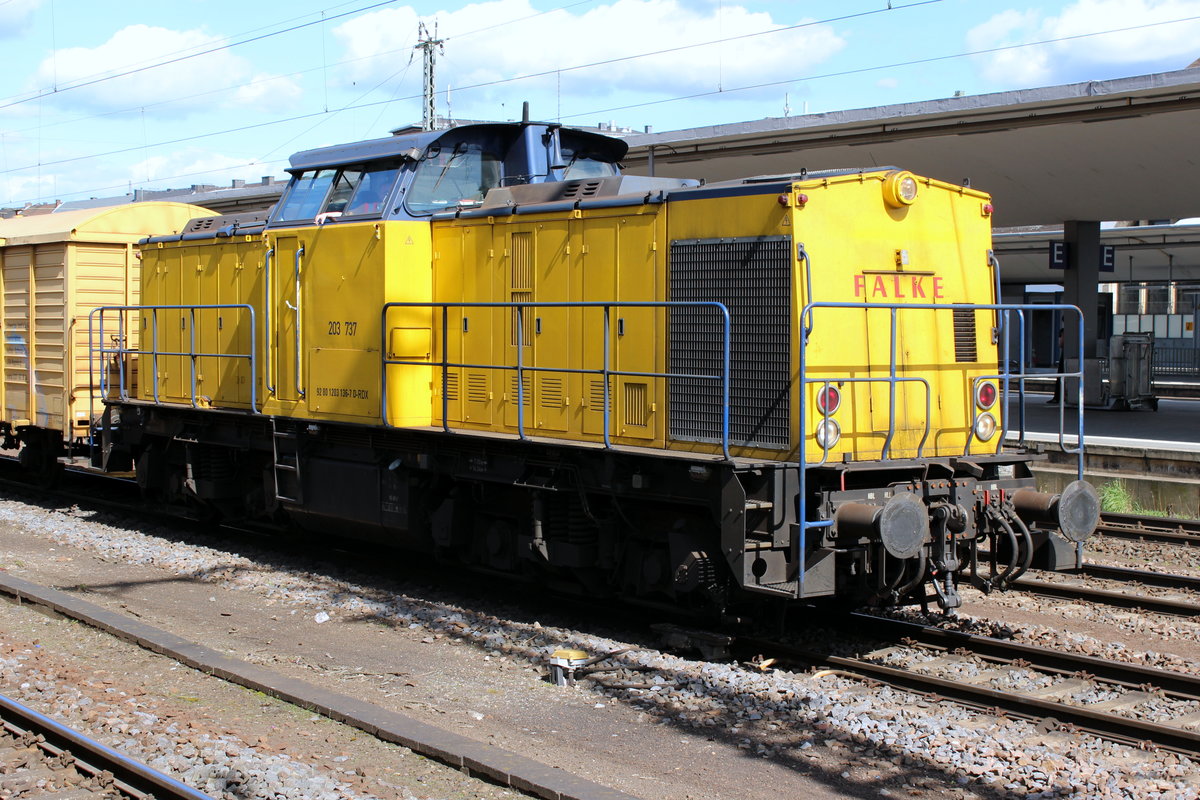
[540,376,564,409]
[510,292,533,346]
[624,383,648,427]
[668,236,791,449]
[466,373,489,403]
[563,180,603,199]
[509,374,532,406]
[510,232,533,347]
[442,372,460,401]
[589,379,611,410]
[952,309,978,363]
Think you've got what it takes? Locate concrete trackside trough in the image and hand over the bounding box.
[0,572,640,800]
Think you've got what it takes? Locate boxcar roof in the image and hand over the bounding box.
[0,202,212,246]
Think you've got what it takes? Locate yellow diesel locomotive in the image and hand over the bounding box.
[89,118,1098,615]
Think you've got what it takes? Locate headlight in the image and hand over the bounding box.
[883,170,919,208]
[815,419,841,449]
[974,412,997,441]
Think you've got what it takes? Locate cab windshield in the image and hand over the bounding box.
[406,142,501,215]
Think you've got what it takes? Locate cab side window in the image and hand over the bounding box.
[276,163,401,222]
[325,170,363,213]
[345,165,401,216]
[276,169,338,221]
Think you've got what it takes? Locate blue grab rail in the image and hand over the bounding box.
[795,300,1088,597]
[88,303,259,412]
[381,300,733,459]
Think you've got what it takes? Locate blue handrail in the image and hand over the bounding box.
[381,300,733,459]
[795,299,1088,596]
[88,303,259,412]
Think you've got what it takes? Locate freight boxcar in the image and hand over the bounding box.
[0,202,212,480]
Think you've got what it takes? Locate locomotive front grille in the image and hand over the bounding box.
[668,236,792,449]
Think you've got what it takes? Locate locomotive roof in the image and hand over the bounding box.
[288,122,628,171]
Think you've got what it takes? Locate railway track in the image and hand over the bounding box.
[9,456,1200,757]
[736,613,1200,754]
[1094,511,1200,546]
[0,692,213,800]
[1011,570,1200,617]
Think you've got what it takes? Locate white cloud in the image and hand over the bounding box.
[876,77,900,89]
[332,0,844,105]
[234,73,304,110]
[0,173,54,207]
[127,149,262,188]
[30,24,302,115]
[968,1,1200,87]
[0,0,43,39]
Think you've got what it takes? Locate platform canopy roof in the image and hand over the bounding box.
[621,68,1200,231]
[993,222,1200,284]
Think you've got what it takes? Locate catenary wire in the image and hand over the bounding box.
[0,0,404,112]
[2,2,933,178]
[5,9,1197,203]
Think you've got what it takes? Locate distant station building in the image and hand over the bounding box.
[0,175,287,220]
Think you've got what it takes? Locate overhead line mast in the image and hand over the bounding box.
[415,22,445,131]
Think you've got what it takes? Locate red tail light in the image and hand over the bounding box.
[976,381,997,409]
[817,385,841,415]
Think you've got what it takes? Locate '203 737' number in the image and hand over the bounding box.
[327,320,358,336]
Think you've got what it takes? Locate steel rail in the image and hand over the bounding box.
[1078,563,1200,592]
[1095,512,1200,546]
[742,613,1200,754]
[0,692,214,800]
[1011,575,1200,617]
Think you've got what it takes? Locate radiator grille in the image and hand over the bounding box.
[668,236,791,449]
[953,309,978,363]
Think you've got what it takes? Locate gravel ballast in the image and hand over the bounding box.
[2,494,1200,799]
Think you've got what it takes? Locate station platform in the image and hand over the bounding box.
[1005,392,1200,516]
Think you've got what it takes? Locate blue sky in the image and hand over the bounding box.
[1,0,1198,207]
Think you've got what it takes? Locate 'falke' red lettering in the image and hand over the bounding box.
[851,273,946,300]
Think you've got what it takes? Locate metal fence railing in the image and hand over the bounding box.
[1152,347,1200,379]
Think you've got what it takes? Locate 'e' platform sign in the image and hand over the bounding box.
[1049,242,1068,269]
[1048,242,1116,271]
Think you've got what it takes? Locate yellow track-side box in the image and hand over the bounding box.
[0,202,212,440]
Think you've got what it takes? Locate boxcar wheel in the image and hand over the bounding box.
[18,442,61,488]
